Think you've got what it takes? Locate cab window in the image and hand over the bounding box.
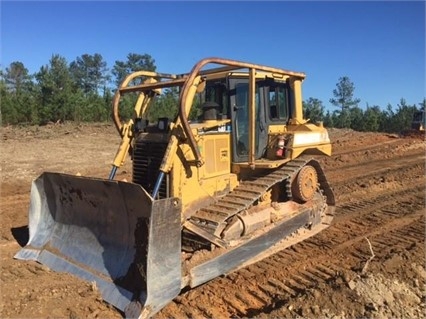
[268,84,288,121]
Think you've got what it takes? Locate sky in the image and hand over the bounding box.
[1,1,425,111]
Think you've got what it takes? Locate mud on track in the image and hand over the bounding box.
[1,124,425,318]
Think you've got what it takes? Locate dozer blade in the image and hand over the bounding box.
[14,172,182,318]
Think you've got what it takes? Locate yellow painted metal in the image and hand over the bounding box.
[110,71,169,169]
[112,122,132,168]
[169,129,237,218]
[111,84,157,168]
[111,57,332,213]
[268,124,288,134]
[248,68,256,169]
[190,119,230,131]
[232,158,291,171]
[178,58,306,168]
[288,78,307,125]
[287,123,332,157]
[159,135,179,174]
[135,73,202,175]
[183,76,202,119]
[199,133,231,178]
[291,144,332,158]
[119,78,186,94]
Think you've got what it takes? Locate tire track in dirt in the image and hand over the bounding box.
[327,153,425,184]
[2,126,424,319]
[160,209,423,319]
[332,137,402,156]
[158,133,425,317]
[157,158,425,318]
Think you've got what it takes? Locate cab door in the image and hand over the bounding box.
[229,78,267,163]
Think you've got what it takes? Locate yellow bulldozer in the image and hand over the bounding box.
[15,57,335,318]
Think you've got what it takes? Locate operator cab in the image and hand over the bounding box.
[198,76,292,163]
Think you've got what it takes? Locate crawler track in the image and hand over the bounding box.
[183,156,333,250]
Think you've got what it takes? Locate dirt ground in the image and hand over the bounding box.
[0,122,425,318]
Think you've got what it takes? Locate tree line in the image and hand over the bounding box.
[1,52,424,133]
[304,76,425,133]
[0,53,159,125]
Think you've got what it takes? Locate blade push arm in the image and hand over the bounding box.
[110,74,161,180]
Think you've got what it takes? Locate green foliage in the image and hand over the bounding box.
[72,91,110,123]
[386,98,418,132]
[112,53,156,87]
[148,88,179,122]
[347,105,381,132]
[35,55,76,124]
[363,105,381,132]
[305,94,423,134]
[69,53,109,95]
[303,98,324,123]
[1,62,38,124]
[333,109,351,128]
[4,61,30,92]
[349,106,364,131]
[330,76,361,110]
[0,77,18,124]
[0,53,147,125]
[323,110,334,127]
[1,54,424,136]
[117,94,138,122]
[144,87,201,123]
[329,76,361,128]
[109,53,158,123]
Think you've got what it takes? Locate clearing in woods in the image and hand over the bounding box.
[0,123,424,318]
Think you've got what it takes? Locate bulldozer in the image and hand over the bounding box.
[15,57,335,318]
[411,110,425,132]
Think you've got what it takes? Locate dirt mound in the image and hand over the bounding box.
[400,129,425,140]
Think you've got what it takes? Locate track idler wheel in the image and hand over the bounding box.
[291,165,318,202]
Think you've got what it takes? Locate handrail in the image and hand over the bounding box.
[112,71,178,134]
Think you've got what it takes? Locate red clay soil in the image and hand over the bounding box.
[1,123,424,318]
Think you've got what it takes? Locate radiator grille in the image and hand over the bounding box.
[132,140,169,199]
